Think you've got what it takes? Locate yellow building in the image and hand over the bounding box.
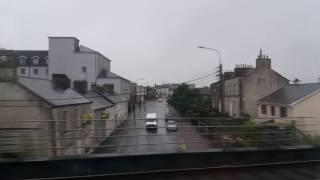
[257,83,320,136]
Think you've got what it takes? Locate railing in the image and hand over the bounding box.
[0,117,319,161]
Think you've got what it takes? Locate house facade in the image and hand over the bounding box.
[0,59,93,156]
[0,49,48,79]
[48,37,111,90]
[257,83,320,136]
[211,50,289,118]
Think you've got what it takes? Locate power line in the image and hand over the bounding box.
[181,72,216,84]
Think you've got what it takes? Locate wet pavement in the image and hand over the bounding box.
[94,99,215,155]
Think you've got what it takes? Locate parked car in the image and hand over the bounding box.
[166,120,177,131]
[165,113,174,122]
[157,98,163,102]
[145,113,158,130]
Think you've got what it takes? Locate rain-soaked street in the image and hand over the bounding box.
[94,99,214,155]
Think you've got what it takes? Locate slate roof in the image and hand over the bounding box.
[258,83,320,105]
[85,91,114,110]
[101,92,127,104]
[18,77,91,107]
[97,70,131,82]
[79,45,111,61]
[0,49,48,67]
[198,87,212,95]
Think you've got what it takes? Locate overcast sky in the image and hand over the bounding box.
[1,0,319,87]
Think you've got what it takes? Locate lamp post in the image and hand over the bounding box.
[198,46,224,113]
[199,46,226,150]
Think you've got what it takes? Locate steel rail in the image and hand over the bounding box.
[0,123,319,133]
[0,130,315,142]
[0,117,316,123]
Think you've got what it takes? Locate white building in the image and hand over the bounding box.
[0,49,49,79]
[48,37,133,101]
[49,37,111,90]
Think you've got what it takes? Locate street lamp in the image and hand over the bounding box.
[198,46,224,113]
[198,46,222,64]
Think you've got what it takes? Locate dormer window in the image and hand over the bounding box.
[43,56,48,64]
[32,56,40,65]
[18,56,27,64]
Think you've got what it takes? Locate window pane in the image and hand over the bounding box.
[280,107,287,117]
[33,68,39,74]
[261,105,267,114]
[20,68,26,74]
[271,106,275,116]
[81,66,87,73]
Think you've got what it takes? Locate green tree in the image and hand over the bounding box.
[168,84,202,116]
[145,86,157,100]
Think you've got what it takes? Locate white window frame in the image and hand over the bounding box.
[18,56,27,64]
[20,68,26,75]
[81,66,87,73]
[44,56,48,64]
[32,56,40,65]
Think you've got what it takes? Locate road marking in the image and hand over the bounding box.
[180,144,187,151]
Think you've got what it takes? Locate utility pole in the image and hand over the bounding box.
[139,86,142,103]
[133,86,136,122]
[198,46,224,113]
[218,64,224,113]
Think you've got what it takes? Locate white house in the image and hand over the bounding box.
[0,49,49,79]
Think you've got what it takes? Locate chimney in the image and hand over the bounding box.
[52,74,71,90]
[256,49,271,69]
[0,55,16,82]
[234,64,254,77]
[73,80,88,94]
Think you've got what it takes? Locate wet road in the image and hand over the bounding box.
[94,99,214,154]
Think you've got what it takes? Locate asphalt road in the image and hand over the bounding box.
[94,99,214,155]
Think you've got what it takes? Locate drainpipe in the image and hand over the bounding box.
[49,108,57,156]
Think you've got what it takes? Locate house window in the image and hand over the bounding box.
[20,59,26,64]
[59,111,68,135]
[32,56,40,65]
[73,109,79,128]
[33,68,39,75]
[280,107,287,118]
[44,56,48,64]
[18,56,27,64]
[271,106,275,116]
[81,66,87,73]
[20,68,26,75]
[261,105,267,115]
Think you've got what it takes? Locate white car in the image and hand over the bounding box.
[145,113,158,130]
[166,120,177,131]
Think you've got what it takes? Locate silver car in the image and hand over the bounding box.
[166,120,177,131]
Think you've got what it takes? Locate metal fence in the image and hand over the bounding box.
[0,117,320,161]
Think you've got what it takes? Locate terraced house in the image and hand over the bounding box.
[211,50,289,117]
